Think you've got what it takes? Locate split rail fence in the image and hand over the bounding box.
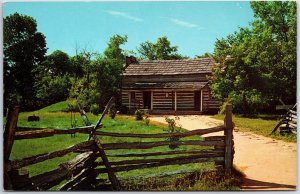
[4,102,234,191]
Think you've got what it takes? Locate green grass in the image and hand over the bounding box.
[212,114,297,142]
[37,101,70,113]
[9,101,241,191]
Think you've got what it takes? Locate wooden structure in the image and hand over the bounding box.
[272,104,297,134]
[4,104,234,191]
[121,56,221,114]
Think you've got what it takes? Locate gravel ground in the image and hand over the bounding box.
[150,115,297,191]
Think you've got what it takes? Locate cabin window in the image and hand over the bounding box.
[130,92,136,101]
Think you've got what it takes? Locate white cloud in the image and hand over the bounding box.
[106,10,143,22]
[171,18,205,30]
[171,18,197,28]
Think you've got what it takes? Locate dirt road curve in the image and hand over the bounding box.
[150,115,297,190]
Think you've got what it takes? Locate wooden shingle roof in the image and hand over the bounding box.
[123,58,214,76]
[123,81,208,89]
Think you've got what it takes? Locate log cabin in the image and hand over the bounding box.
[121,56,221,114]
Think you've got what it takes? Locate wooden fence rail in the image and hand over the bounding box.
[4,104,234,191]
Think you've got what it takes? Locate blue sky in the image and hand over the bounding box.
[4,1,254,58]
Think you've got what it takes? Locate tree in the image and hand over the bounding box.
[35,74,73,106]
[211,1,296,114]
[4,13,47,111]
[196,52,213,58]
[104,34,128,65]
[137,36,185,60]
[68,34,128,112]
[44,50,72,76]
[154,36,179,60]
[137,41,156,60]
[33,50,75,107]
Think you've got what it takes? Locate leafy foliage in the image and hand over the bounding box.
[68,35,128,112]
[35,74,73,106]
[164,116,182,149]
[137,36,187,60]
[211,1,296,114]
[4,12,47,111]
[135,109,144,120]
[34,50,74,107]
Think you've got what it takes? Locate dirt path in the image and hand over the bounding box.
[150,115,297,190]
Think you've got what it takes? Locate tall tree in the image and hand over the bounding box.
[137,36,185,60]
[34,50,73,106]
[137,41,156,60]
[104,34,128,65]
[211,1,296,114]
[4,13,47,111]
[68,34,128,112]
[44,50,72,76]
[154,36,178,60]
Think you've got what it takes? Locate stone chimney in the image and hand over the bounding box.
[125,56,138,68]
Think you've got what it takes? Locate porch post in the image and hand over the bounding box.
[175,91,177,111]
[128,92,131,110]
[151,91,153,110]
[200,90,203,112]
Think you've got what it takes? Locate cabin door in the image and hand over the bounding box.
[143,92,151,109]
[194,91,201,111]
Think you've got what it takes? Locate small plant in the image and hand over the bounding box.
[165,116,181,149]
[144,110,150,126]
[135,109,143,120]
[109,104,117,119]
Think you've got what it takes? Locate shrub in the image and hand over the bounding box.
[109,104,117,119]
[135,109,143,120]
[67,98,78,112]
[90,103,100,115]
[144,110,150,126]
[28,115,40,122]
[165,116,181,149]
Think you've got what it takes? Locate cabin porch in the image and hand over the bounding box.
[121,89,220,114]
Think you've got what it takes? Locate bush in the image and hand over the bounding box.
[109,104,117,119]
[28,115,40,122]
[164,116,181,149]
[144,110,150,126]
[135,109,143,120]
[90,103,100,115]
[67,98,78,112]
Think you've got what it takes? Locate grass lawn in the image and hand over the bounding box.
[8,101,241,191]
[212,114,296,143]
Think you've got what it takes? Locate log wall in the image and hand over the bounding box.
[121,91,129,108]
[152,91,174,110]
[176,91,195,111]
[122,90,144,110]
[122,89,220,113]
[202,89,221,112]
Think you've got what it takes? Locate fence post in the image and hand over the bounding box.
[224,104,234,174]
[4,106,20,162]
[4,106,20,190]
